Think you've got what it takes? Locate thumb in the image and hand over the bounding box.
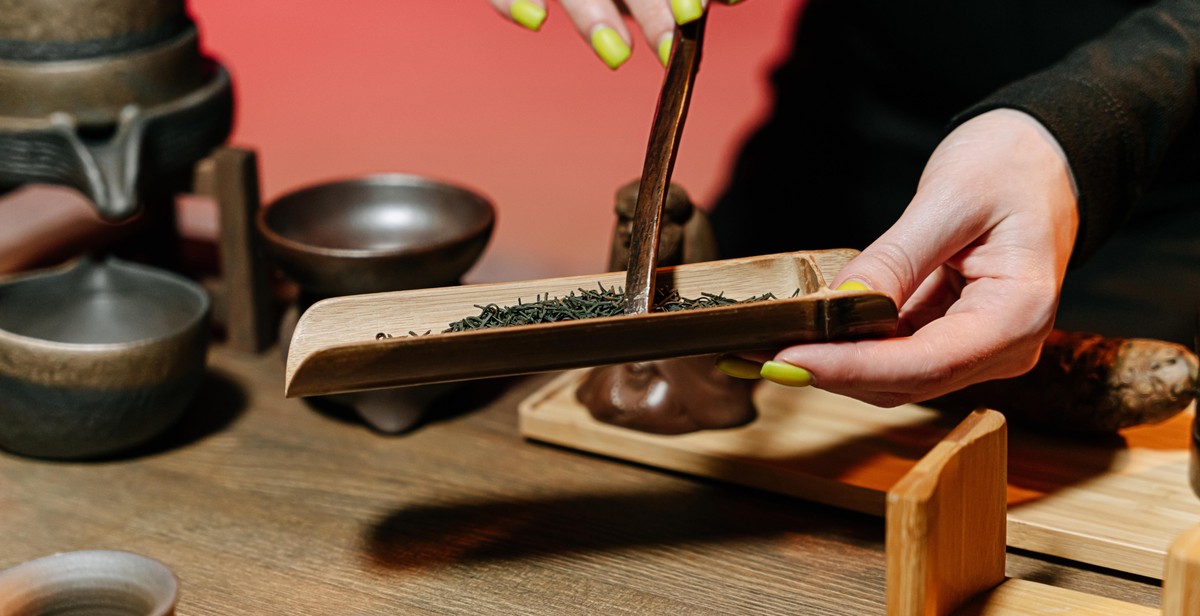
[828,197,983,308]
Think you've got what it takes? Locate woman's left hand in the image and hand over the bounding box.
[720,108,1080,408]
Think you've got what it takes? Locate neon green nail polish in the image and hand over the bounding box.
[760,361,813,387]
[656,33,674,67]
[716,356,763,380]
[590,26,630,70]
[510,0,546,31]
[671,0,704,24]
[837,280,870,291]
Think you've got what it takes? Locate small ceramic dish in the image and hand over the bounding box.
[0,550,178,615]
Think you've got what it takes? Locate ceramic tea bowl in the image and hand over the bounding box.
[0,257,210,459]
[259,174,495,434]
[257,173,495,298]
[0,550,178,616]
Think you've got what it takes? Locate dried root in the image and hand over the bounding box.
[929,331,1199,433]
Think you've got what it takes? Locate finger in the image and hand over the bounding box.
[669,0,707,24]
[490,0,549,31]
[621,1,676,66]
[893,265,963,336]
[559,0,634,69]
[829,185,992,310]
[672,0,745,25]
[713,349,774,380]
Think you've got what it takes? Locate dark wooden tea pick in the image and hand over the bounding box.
[623,12,707,315]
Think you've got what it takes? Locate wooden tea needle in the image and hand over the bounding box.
[623,12,707,315]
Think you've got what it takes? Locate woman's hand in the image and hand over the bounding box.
[720,109,1080,407]
[488,0,738,69]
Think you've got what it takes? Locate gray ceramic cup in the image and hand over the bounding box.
[0,256,211,459]
[0,550,178,615]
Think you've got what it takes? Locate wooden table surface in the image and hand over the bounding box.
[0,346,1166,615]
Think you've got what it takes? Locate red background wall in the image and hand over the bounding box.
[187,1,800,282]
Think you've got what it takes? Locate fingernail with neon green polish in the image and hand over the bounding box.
[590,26,630,69]
[716,355,763,380]
[656,33,673,67]
[671,0,704,24]
[837,280,870,291]
[510,0,546,31]
[760,361,813,387]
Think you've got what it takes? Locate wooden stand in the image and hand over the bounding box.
[193,146,275,353]
[887,409,1195,615]
[887,410,1007,615]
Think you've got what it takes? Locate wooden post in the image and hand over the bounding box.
[194,147,275,353]
[1163,524,1200,615]
[886,409,1007,616]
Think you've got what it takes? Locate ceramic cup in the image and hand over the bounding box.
[0,550,178,616]
[0,256,211,459]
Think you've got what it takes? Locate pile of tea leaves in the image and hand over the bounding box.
[441,285,789,333]
[376,285,795,339]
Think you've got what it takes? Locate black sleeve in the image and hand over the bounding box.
[948,0,1200,264]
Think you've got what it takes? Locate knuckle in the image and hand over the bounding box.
[865,239,920,294]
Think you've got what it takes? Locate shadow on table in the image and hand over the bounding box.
[303,376,521,435]
[360,408,1121,571]
[103,368,248,460]
[362,484,881,571]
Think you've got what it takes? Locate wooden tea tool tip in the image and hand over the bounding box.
[623,12,707,315]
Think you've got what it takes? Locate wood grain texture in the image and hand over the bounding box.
[285,250,897,397]
[886,410,1007,616]
[1163,524,1200,615]
[954,579,1158,615]
[519,369,1200,580]
[0,347,1162,614]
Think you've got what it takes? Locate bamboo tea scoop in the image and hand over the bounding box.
[624,12,706,315]
[283,250,897,397]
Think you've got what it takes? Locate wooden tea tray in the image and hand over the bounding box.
[284,249,896,397]
[519,369,1200,580]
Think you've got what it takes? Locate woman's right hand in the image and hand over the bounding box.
[488,0,738,69]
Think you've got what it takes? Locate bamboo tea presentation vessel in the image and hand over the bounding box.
[283,249,898,397]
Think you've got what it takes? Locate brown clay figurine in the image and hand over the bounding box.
[577,179,755,434]
[608,179,718,272]
[576,356,757,434]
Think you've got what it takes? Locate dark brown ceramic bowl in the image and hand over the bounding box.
[258,174,495,297]
[0,257,210,459]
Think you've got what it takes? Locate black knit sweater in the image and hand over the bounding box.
[711,0,1200,266]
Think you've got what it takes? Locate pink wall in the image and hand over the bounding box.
[189,1,800,282]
